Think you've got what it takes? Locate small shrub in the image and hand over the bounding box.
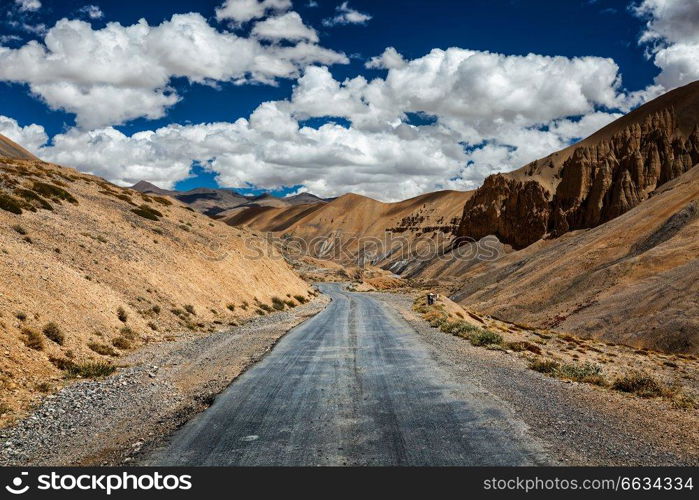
[0,192,22,214]
[612,372,665,398]
[506,341,542,354]
[147,321,158,331]
[424,310,448,328]
[151,196,172,206]
[119,326,137,339]
[32,181,78,204]
[42,322,64,345]
[557,362,605,385]
[227,303,236,312]
[255,309,266,316]
[183,304,196,315]
[152,305,161,314]
[15,311,27,321]
[65,361,116,378]
[117,306,128,323]
[112,337,132,349]
[36,382,53,393]
[131,204,162,221]
[529,358,560,374]
[49,356,73,370]
[11,224,27,235]
[271,297,285,311]
[260,304,273,313]
[241,301,249,310]
[284,300,296,308]
[440,321,482,337]
[671,392,697,410]
[88,342,118,357]
[469,329,503,347]
[294,295,307,304]
[16,188,53,210]
[22,328,44,350]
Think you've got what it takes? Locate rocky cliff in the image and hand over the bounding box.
[457,81,699,249]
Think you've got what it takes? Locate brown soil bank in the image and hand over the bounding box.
[0,149,312,424]
[431,164,699,353]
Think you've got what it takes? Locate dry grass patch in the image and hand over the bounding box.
[88,342,119,357]
[111,337,132,350]
[64,361,116,379]
[22,328,44,351]
[117,306,128,323]
[42,322,64,345]
[271,296,285,311]
[131,204,162,221]
[469,329,504,347]
[32,181,78,204]
[612,372,666,398]
[0,192,23,214]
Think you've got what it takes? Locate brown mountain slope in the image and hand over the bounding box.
[458,80,699,249]
[0,156,311,422]
[224,190,471,267]
[0,133,38,161]
[430,163,699,353]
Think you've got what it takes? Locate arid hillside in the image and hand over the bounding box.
[457,80,699,249]
[0,147,312,422]
[419,163,699,353]
[224,190,472,269]
[0,133,37,161]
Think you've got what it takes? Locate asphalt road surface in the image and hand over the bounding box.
[145,284,550,466]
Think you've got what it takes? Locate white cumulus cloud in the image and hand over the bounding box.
[251,12,319,42]
[78,5,104,20]
[365,47,406,70]
[25,47,627,200]
[633,0,699,90]
[0,13,347,128]
[15,0,41,12]
[0,115,48,154]
[323,2,372,27]
[215,0,292,24]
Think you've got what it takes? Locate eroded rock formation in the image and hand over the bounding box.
[458,102,699,249]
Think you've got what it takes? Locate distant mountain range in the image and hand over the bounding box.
[131,180,331,217]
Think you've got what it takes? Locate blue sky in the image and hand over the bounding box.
[0,0,697,199]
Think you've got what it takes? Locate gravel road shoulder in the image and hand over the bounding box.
[0,295,329,466]
[374,292,699,466]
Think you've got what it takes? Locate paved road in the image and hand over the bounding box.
[145,284,549,466]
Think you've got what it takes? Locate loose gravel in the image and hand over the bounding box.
[2,287,696,466]
[0,295,329,466]
[373,292,699,466]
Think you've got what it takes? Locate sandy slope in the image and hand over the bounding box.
[0,154,312,423]
[420,164,699,353]
[0,134,37,161]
